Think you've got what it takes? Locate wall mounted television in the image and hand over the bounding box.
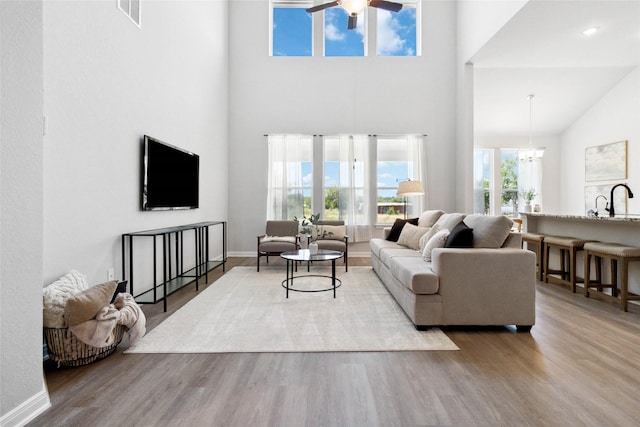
[142,135,199,211]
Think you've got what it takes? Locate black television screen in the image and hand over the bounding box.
[142,135,199,210]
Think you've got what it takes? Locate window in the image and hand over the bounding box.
[271,5,313,56]
[323,136,368,223]
[324,8,366,57]
[266,135,313,220]
[270,1,421,57]
[267,134,426,240]
[376,135,425,223]
[377,3,418,56]
[473,148,543,217]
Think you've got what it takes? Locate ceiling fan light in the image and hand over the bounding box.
[340,0,368,16]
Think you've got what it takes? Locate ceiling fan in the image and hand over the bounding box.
[306,0,403,30]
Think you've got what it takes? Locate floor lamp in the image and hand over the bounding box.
[397,180,424,219]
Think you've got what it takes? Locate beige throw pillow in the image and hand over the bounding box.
[422,229,450,262]
[397,223,430,250]
[463,214,513,248]
[64,280,118,327]
[318,225,345,240]
[418,224,442,250]
[417,210,445,228]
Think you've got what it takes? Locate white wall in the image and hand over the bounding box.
[455,0,529,212]
[1,1,50,425]
[560,67,639,215]
[228,0,458,255]
[42,0,229,285]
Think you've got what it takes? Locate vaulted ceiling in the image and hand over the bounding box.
[471,0,640,137]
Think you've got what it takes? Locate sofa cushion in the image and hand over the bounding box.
[65,280,118,327]
[370,238,402,258]
[445,222,474,248]
[422,229,450,261]
[380,247,422,268]
[463,214,513,248]
[386,218,419,242]
[433,213,465,232]
[389,257,439,294]
[417,210,445,228]
[397,223,430,250]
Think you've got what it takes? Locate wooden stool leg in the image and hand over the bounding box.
[610,258,618,298]
[570,248,577,293]
[544,244,551,283]
[620,258,628,311]
[584,251,591,296]
[594,255,602,291]
[560,248,567,281]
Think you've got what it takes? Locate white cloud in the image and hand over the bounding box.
[302,173,313,185]
[325,23,346,41]
[376,10,405,55]
[379,173,394,180]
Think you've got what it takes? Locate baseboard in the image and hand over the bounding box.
[0,387,50,427]
[228,251,371,258]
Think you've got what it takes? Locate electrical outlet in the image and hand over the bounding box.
[107,268,115,281]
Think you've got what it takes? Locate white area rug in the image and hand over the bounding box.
[126,266,458,353]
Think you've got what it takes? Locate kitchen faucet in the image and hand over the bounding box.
[607,184,634,217]
[594,195,608,217]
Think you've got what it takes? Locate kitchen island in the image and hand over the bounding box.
[521,212,640,295]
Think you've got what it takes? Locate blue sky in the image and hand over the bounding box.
[273,6,416,57]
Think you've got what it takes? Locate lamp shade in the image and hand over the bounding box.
[397,180,424,196]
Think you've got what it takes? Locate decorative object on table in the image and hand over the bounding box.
[308,241,319,254]
[585,140,627,182]
[533,204,541,213]
[397,179,424,219]
[520,188,537,213]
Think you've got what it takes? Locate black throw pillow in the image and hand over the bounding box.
[445,222,474,248]
[110,280,128,303]
[386,218,419,242]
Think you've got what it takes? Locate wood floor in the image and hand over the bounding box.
[31,257,640,426]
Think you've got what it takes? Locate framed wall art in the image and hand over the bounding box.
[585,140,627,182]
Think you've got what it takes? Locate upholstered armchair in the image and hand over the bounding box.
[257,220,299,272]
[309,220,349,271]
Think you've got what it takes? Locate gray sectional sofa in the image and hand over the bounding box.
[370,211,536,331]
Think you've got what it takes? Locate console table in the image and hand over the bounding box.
[122,221,226,311]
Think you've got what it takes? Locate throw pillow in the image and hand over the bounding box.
[463,214,513,248]
[318,225,345,240]
[445,222,474,248]
[418,224,441,251]
[64,280,118,327]
[422,229,450,262]
[433,213,466,232]
[417,210,445,228]
[397,223,430,250]
[386,217,419,242]
[42,270,89,328]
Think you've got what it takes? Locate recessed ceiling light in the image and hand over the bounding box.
[582,27,600,36]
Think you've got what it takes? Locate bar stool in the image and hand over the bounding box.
[543,236,591,293]
[522,232,545,281]
[584,242,640,312]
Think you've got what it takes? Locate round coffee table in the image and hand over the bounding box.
[280,249,344,298]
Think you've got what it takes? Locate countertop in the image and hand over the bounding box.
[520,212,640,223]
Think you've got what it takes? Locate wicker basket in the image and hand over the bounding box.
[44,324,126,367]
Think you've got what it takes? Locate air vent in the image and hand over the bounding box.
[118,0,141,28]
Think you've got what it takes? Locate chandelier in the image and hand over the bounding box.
[519,94,545,163]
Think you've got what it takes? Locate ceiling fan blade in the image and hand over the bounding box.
[306,1,339,13]
[369,0,403,13]
[348,14,357,30]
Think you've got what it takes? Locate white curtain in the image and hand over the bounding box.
[335,135,372,242]
[266,135,311,220]
[407,134,427,218]
[517,154,542,208]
